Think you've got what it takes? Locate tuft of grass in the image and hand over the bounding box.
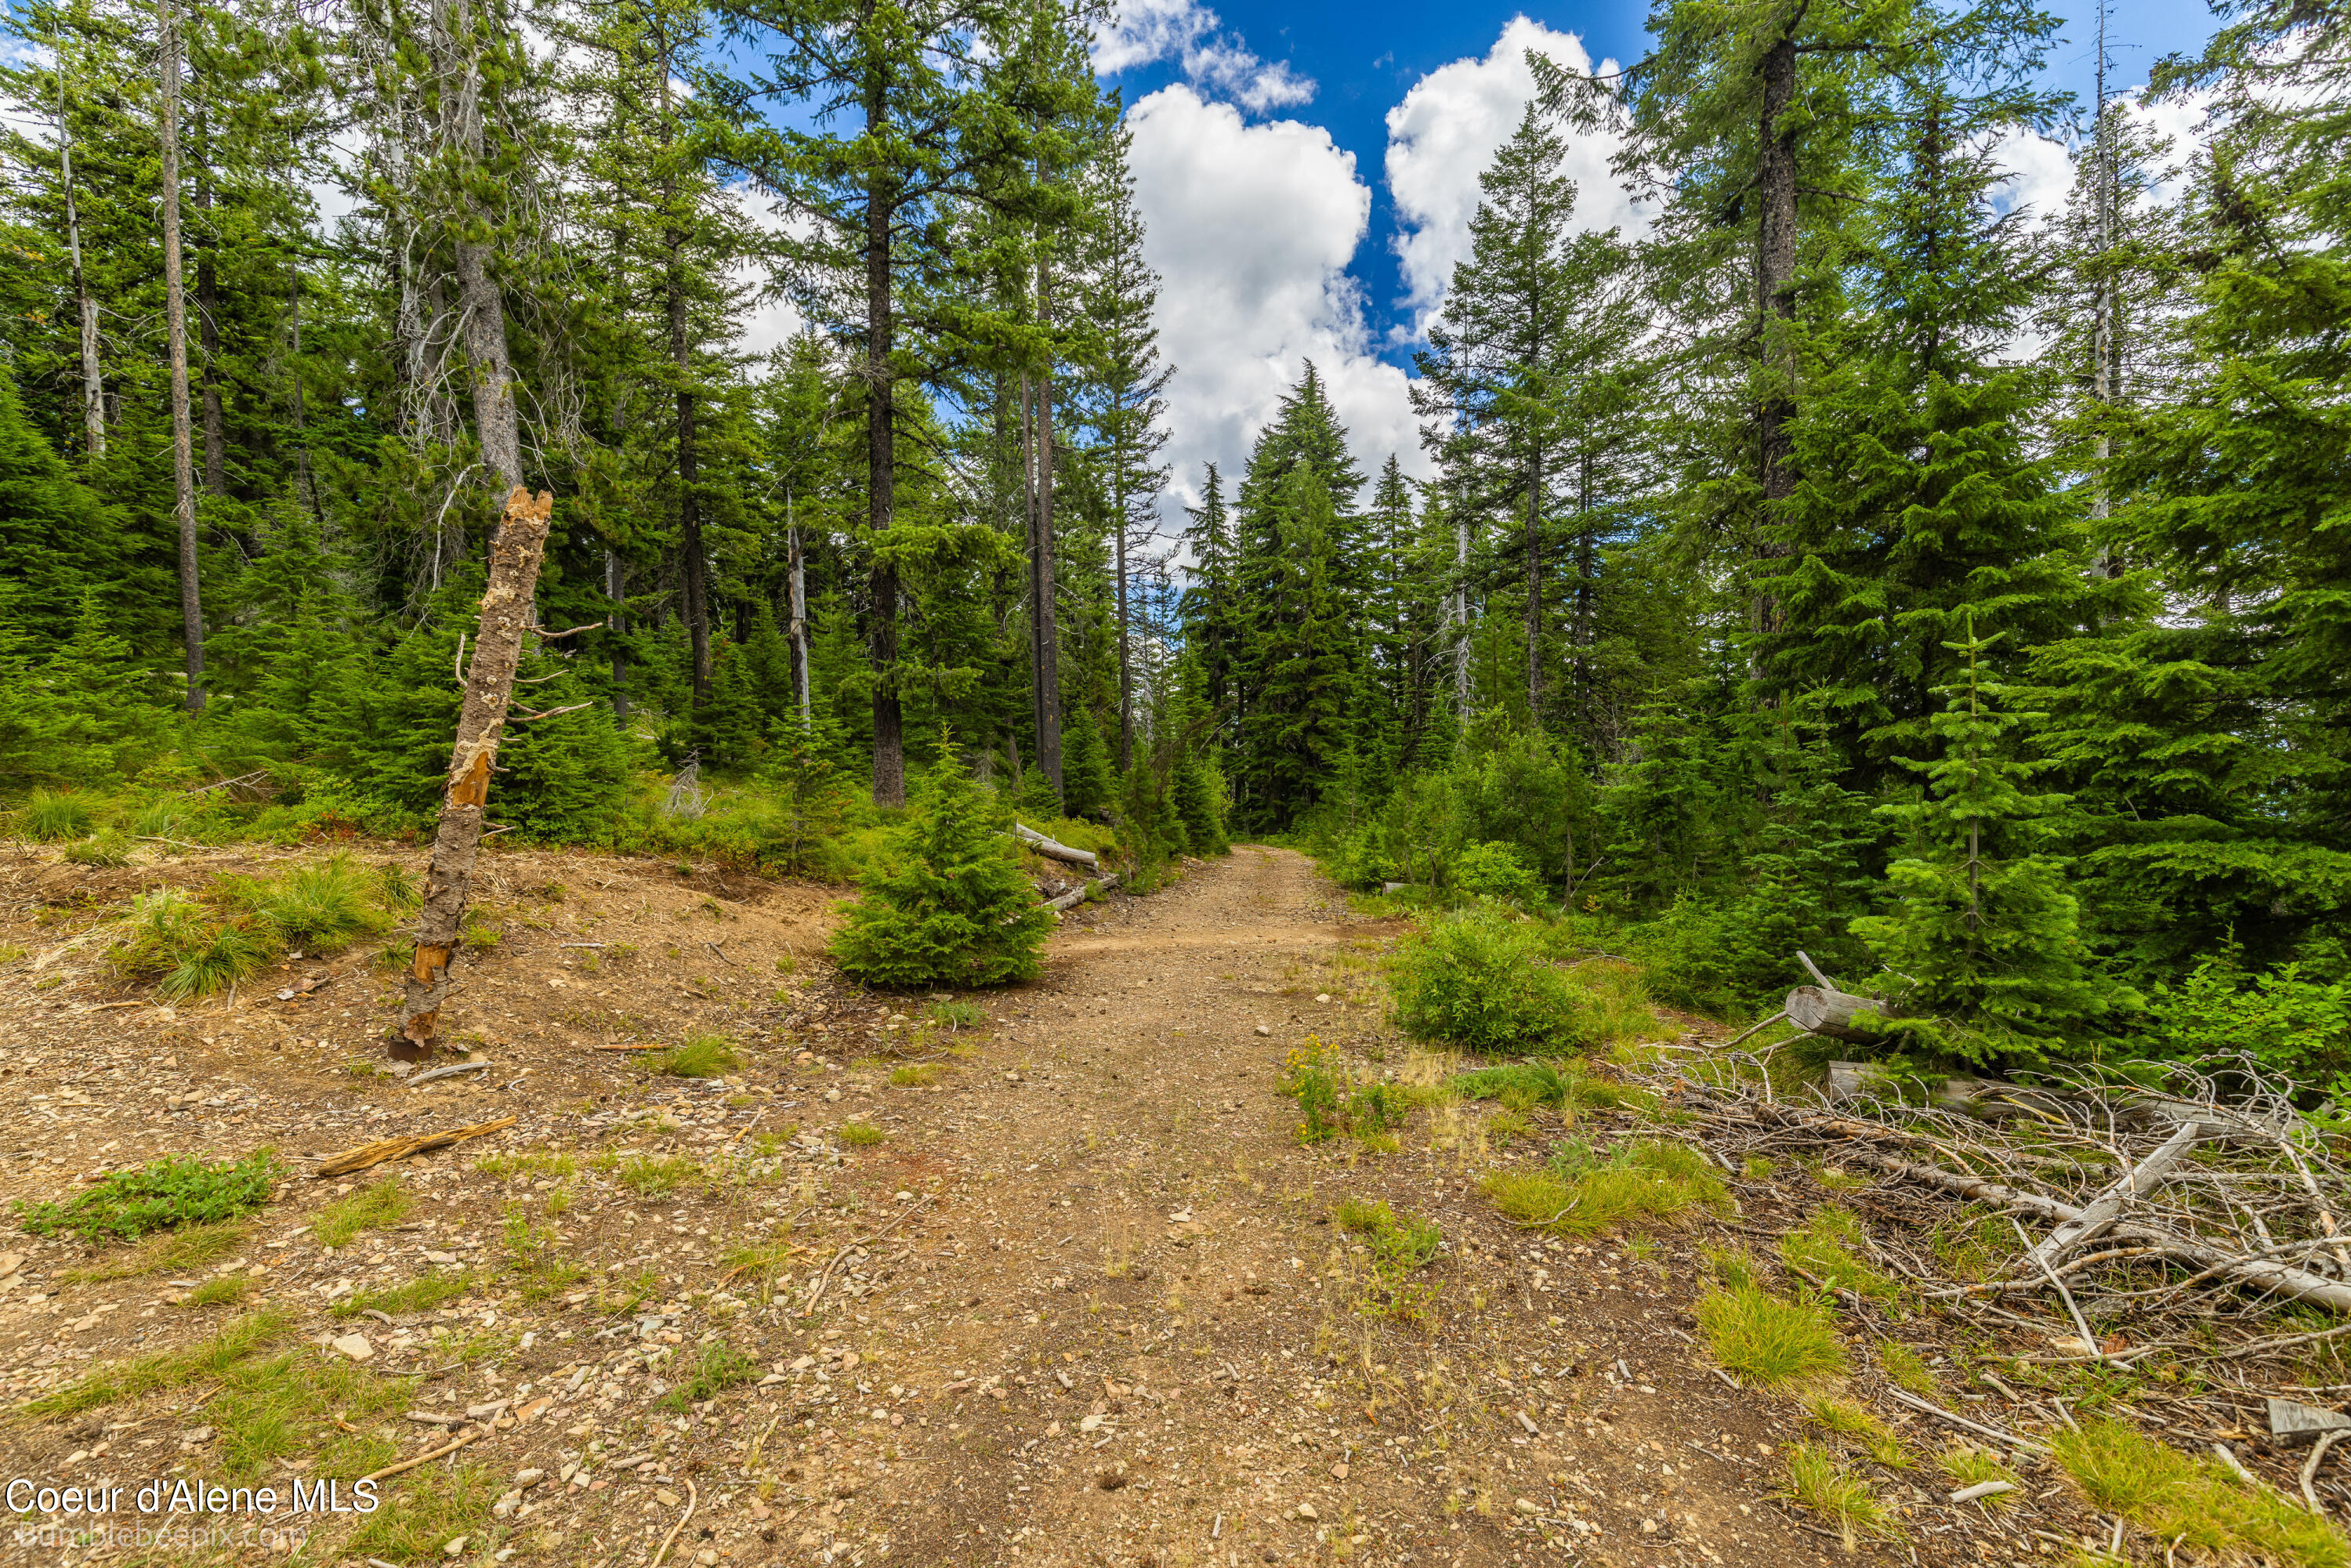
[1780,1204,1896,1300]
[343,1462,494,1564]
[1447,1060,1655,1117]
[335,1273,473,1320]
[652,1034,738,1078]
[211,1347,409,1480]
[1939,1444,2019,1507]
[1697,1280,1849,1388]
[928,999,987,1029]
[838,1120,886,1147]
[20,1309,288,1417]
[2053,1418,2349,1568]
[721,1238,796,1283]
[1784,1442,1903,1551]
[187,1275,251,1308]
[373,860,421,911]
[473,1150,578,1179]
[23,790,96,841]
[1332,1197,1443,1320]
[1805,1395,1909,1468]
[314,1177,412,1248]
[63,831,133,867]
[17,1151,280,1244]
[613,1155,706,1196]
[663,1340,760,1409]
[891,1061,946,1087]
[236,856,385,953]
[1879,1342,1939,1398]
[1479,1139,1726,1238]
[62,1220,249,1284]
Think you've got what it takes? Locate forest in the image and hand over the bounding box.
[0,0,2346,1085]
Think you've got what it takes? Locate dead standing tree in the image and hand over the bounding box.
[392,485,554,1061]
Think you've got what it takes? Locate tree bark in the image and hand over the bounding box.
[56,55,103,460]
[1752,24,1799,632]
[1524,449,1542,725]
[1785,983,1889,1042]
[195,143,226,498]
[1031,254,1063,798]
[606,548,629,719]
[788,507,810,722]
[864,80,904,808]
[431,0,523,505]
[394,487,556,1062]
[1116,470,1132,770]
[657,23,711,702]
[158,0,203,712]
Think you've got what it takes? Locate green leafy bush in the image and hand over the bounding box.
[1455,840,1540,902]
[18,1151,281,1243]
[1389,907,1592,1054]
[2144,954,2351,1092]
[831,733,1054,989]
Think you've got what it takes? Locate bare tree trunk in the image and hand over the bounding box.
[56,56,103,459]
[1115,451,1132,770]
[864,85,905,809]
[430,0,523,502]
[158,0,203,712]
[1523,451,1542,726]
[1031,259,1063,797]
[195,143,226,498]
[288,270,326,527]
[395,487,555,1062]
[1752,25,1799,634]
[657,24,711,701]
[1451,509,1470,715]
[788,504,810,723]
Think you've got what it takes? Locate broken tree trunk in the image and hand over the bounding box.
[1045,872,1125,912]
[393,487,554,1062]
[1786,984,1889,1043]
[2022,1118,2204,1276]
[1014,821,1098,869]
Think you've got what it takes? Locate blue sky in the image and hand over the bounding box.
[1063,0,2222,517]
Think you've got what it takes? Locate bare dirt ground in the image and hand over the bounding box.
[0,841,2104,1568]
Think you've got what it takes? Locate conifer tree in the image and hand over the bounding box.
[1853,624,2117,1055]
[831,731,1054,987]
[1060,703,1115,820]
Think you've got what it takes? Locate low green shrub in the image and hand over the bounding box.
[1455,840,1540,903]
[22,790,96,841]
[17,1151,281,1243]
[1389,908,1593,1055]
[1697,1278,1849,1387]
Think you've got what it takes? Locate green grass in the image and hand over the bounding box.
[1780,1204,1896,1300]
[1878,1342,1939,1397]
[23,790,96,841]
[839,1120,886,1147]
[314,1177,412,1248]
[1805,1395,1909,1468]
[21,1309,288,1417]
[343,1462,494,1564]
[1447,1060,1655,1116]
[612,1156,706,1195]
[1478,1139,1726,1238]
[209,1348,409,1479]
[62,1219,250,1284]
[225,855,386,953]
[188,1276,250,1308]
[651,1034,739,1078]
[334,1273,474,1320]
[63,831,133,867]
[1696,1279,1849,1388]
[928,1000,987,1029]
[16,1151,280,1244]
[891,1061,947,1087]
[1333,1198,1444,1269]
[662,1340,760,1409]
[2055,1419,2349,1568]
[1784,1442,1903,1551]
[1939,1444,2019,1507]
[473,1150,579,1179]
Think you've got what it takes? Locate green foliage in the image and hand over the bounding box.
[1061,706,1116,820]
[314,1179,413,1248]
[2143,951,2351,1093]
[831,733,1054,989]
[2052,1419,2347,1567]
[1277,1037,1401,1146]
[652,1035,739,1079]
[1447,1060,1652,1115]
[1172,750,1227,855]
[1696,1278,1849,1387]
[225,854,385,953]
[1779,1205,1895,1299]
[664,1340,759,1409]
[1480,1139,1726,1237]
[17,1151,281,1244]
[21,789,96,840]
[1388,907,1593,1054]
[1454,840,1539,902]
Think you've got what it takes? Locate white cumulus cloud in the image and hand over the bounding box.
[1384,16,1639,339]
[1126,85,1422,527]
[1094,0,1314,112]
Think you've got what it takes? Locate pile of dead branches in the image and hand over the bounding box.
[1665,1046,2351,1372]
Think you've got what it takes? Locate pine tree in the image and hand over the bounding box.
[1234,465,1356,827]
[755,710,846,876]
[1060,703,1115,820]
[1852,623,2118,1056]
[831,731,1055,988]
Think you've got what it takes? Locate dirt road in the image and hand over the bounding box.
[0,842,2052,1568]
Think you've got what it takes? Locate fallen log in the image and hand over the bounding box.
[1785,984,1889,1043]
[1748,1101,2351,1313]
[1014,822,1098,869]
[2023,1119,2203,1276]
[1045,872,1125,912]
[313,1116,516,1179]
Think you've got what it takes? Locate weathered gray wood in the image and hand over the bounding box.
[2025,1119,2204,1274]
[1045,873,1124,912]
[2269,1397,2351,1443]
[1824,1061,1891,1103]
[1785,985,1887,1042]
[1014,822,1098,869]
